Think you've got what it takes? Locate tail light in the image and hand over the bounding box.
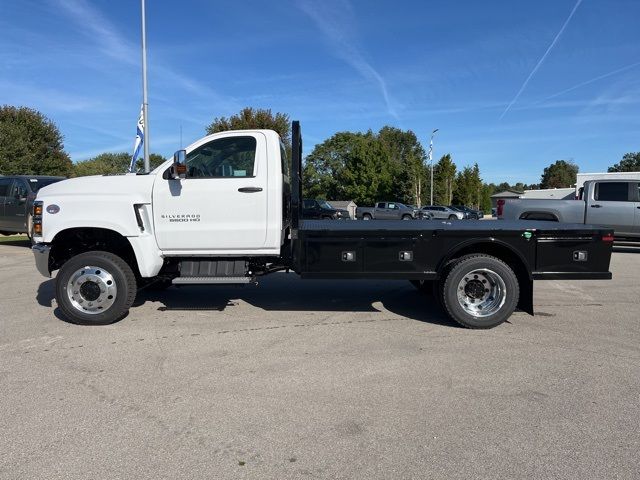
[32,201,43,236]
[602,233,614,243]
[497,199,505,217]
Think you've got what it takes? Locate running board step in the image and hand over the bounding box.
[172,276,254,285]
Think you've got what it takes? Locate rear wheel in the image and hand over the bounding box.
[441,254,519,329]
[56,251,137,325]
[362,214,372,220]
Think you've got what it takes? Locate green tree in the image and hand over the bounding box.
[377,126,427,206]
[540,160,578,188]
[433,154,457,205]
[206,107,291,149]
[302,130,395,205]
[0,105,72,176]
[73,152,166,177]
[480,183,495,214]
[608,152,640,172]
[454,163,483,208]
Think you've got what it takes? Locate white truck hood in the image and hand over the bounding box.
[37,173,156,203]
[35,173,158,242]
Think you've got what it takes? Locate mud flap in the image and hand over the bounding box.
[517,277,534,315]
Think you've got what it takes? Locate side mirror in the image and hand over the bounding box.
[172,149,187,179]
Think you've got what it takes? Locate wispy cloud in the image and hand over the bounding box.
[500,0,583,119]
[54,0,134,64]
[297,0,398,119]
[51,0,235,109]
[536,61,640,104]
[0,80,103,113]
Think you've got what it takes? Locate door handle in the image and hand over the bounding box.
[590,204,602,208]
[238,187,263,193]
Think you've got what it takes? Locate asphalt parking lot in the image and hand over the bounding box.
[0,240,638,480]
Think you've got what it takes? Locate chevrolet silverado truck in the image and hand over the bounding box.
[498,179,640,242]
[356,202,419,220]
[31,122,614,329]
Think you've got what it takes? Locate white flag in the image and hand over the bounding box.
[129,105,144,172]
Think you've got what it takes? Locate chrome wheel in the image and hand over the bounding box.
[66,265,118,314]
[456,268,506,317]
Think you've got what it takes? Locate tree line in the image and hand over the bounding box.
[2,105,639,211]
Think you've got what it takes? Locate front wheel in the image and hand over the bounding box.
[441,254,519,329]
[448,215,458,220]
[401,214,413,220]
[56,251,137,325]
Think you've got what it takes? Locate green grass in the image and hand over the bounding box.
[0,234,30,244]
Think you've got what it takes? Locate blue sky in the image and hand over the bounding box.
[1,0,639,184]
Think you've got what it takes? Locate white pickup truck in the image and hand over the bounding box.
[31,122,614,329]
[498,179,640,242]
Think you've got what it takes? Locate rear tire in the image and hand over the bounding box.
[441,254,519,329]
[362,214,372,220]
[56,251,137,325]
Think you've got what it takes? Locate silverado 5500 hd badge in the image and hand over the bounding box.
[160,214,201,223]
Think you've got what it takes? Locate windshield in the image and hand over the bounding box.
[319,201,334,209]
[29,178,64,192]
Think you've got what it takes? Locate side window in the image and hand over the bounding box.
[186,136,256,178]
[303,200,314,208]
[0,179,12,197]
[280,141,290,179]
[388,203,396,209]
[13,181,28,199]
[376,202,385,209]
[595,182,629,202]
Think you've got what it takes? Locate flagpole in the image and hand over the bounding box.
[141,0,150,172]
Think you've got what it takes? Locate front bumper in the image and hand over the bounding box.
[32,243,52,278]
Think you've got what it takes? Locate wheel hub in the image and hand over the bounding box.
[66,266,118,315]
[79,281,101,301]
[456,269,506,318]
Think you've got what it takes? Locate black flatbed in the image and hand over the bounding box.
[300,219,607,234]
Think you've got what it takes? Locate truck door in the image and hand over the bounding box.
[586,181,636,237]
[0,178,12,229]
[152,133,269,251]
[378,202,397,219]
[3,180,29,231]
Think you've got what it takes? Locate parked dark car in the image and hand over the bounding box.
[302,199,349,219]
[0,175,65,237]
[449,205,483,220]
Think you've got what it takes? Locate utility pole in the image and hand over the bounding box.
[428,129,439,205]
[141,0,150,172]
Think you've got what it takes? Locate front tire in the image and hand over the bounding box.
[56,251,137,325]
[402,214,412,220]
[448,214,457,220]
[441,254,519,329]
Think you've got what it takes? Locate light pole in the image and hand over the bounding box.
[428,129,439,205]
[141,0,150,173]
